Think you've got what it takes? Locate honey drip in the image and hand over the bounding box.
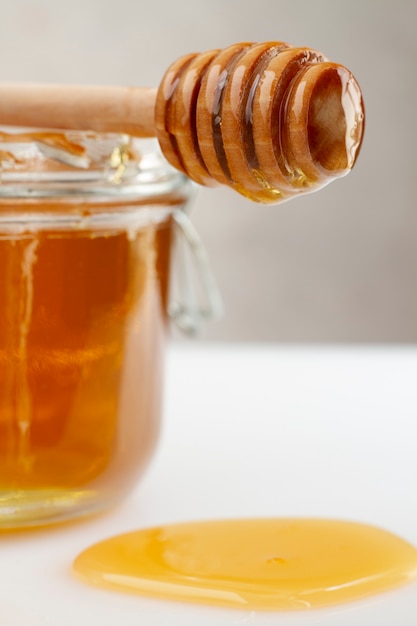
[16,238,39,472]
[73,518,417,611]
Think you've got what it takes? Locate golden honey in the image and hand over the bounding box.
[74,518,417,611]
[0,131,190,526]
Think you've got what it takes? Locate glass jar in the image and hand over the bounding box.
[0,129,215,528]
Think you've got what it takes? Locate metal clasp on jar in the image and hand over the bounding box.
[169,208,223,335]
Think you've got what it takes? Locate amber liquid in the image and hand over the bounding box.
[0,208,172,524]
[74,518,417,611]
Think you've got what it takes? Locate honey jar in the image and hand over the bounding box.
[0,129,197,527]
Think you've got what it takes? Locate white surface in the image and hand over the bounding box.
[1,344,416,625]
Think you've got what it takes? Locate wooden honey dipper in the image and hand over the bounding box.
[0,41,364,204]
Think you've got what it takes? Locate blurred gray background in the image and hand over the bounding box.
[1,0,416,342]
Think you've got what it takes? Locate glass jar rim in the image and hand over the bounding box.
[0,128,191,205]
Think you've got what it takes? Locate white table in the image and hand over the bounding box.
[1,344,416,625]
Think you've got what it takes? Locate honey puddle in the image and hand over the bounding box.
[73,518,417,610]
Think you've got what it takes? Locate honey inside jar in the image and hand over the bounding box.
[0,131,190,527]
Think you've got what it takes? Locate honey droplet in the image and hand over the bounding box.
[73,518,417,610]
